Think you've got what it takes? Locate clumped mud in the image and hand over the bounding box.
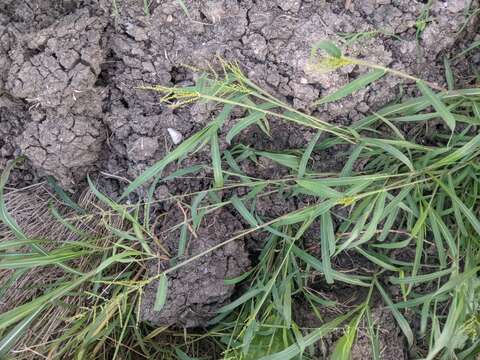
[1,0,476,186]
[1,3,108,186]
[0,0,478,346]
[140,208,250,327]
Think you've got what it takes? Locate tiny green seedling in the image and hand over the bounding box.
[415,0,434,48]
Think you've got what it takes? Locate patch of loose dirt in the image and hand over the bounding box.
[140,208,250,327]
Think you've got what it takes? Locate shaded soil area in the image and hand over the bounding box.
[1,0,479,358]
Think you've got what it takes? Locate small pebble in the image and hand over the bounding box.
[167,128,183,144]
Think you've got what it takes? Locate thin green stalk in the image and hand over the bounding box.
[343,56,445,91]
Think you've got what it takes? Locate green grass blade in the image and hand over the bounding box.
[49,204,89,237]
[416,80,456,131]
[191,191,207,230]
[366,306,381,360]
[311,40,342,58]
[430,209,457,258]
[364,139,414,171]
[0,251,89,269]
[178,224,188,258]
[174,0,190,16]
[296,179,343,199]
[292,245,324,272]
[375,280,414,347]
[436,176,480,236]
[153,274,168,312]
[428,212,447,267]
[112,298,135,360]
[321,212,335,284]
[453,39,480,59]
[231,196,258,227]
[46,176,85,214]
[0,158,29,241]
[0,306,44,358]
[88,177,154,255]
[355,247,399,271]
[377,206,400,242]
[330,312,363,360]
[337,199,375,253]
[353,98,430,130]
[420,299,431,336]
[371,238,412,249]
[443,57,454,90]
[161,165,204,182]
[354,191,387,246]
[121,125,213,198]
[393,267,480,309]
[259,309,357,360]
[425,294,464,360]
[0,239,44,251]
[218,288,263,313]
[210,130,224,188]
[340,144,363,177]
[0,251,138,331]
[432,132,480,168]
[175,348,199,360]
[283,280,292,326]
[226,103,275,144]
[291,322,306,355]
[473,101,480,121]
[224,269,254,285]
[316,69,385,105]
[256,151,300,171]
[382,185,413,217]
[389,268,453,285]
[293,245,369,286]
[1,162,86,275]
[331,271,371,287]
[214,98,241,127]
[298,131,321,178]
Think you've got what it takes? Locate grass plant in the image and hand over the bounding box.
[0,41,479,359]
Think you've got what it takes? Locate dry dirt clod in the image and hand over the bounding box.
[127,136,159,161]
[3,7,107,187]
[140,208,250,328]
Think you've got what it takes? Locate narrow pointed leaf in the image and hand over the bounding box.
[298,131,321,178]
[153,274,168,312]
[321,212,335,284]
[122,125,213,198]
[316,70,385,105]
[416,80,456,131]
[296,179,343,199]
[311,40,342,58]
[375,280,414,347]
[0,307,44,358]
[210,130,223,188]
